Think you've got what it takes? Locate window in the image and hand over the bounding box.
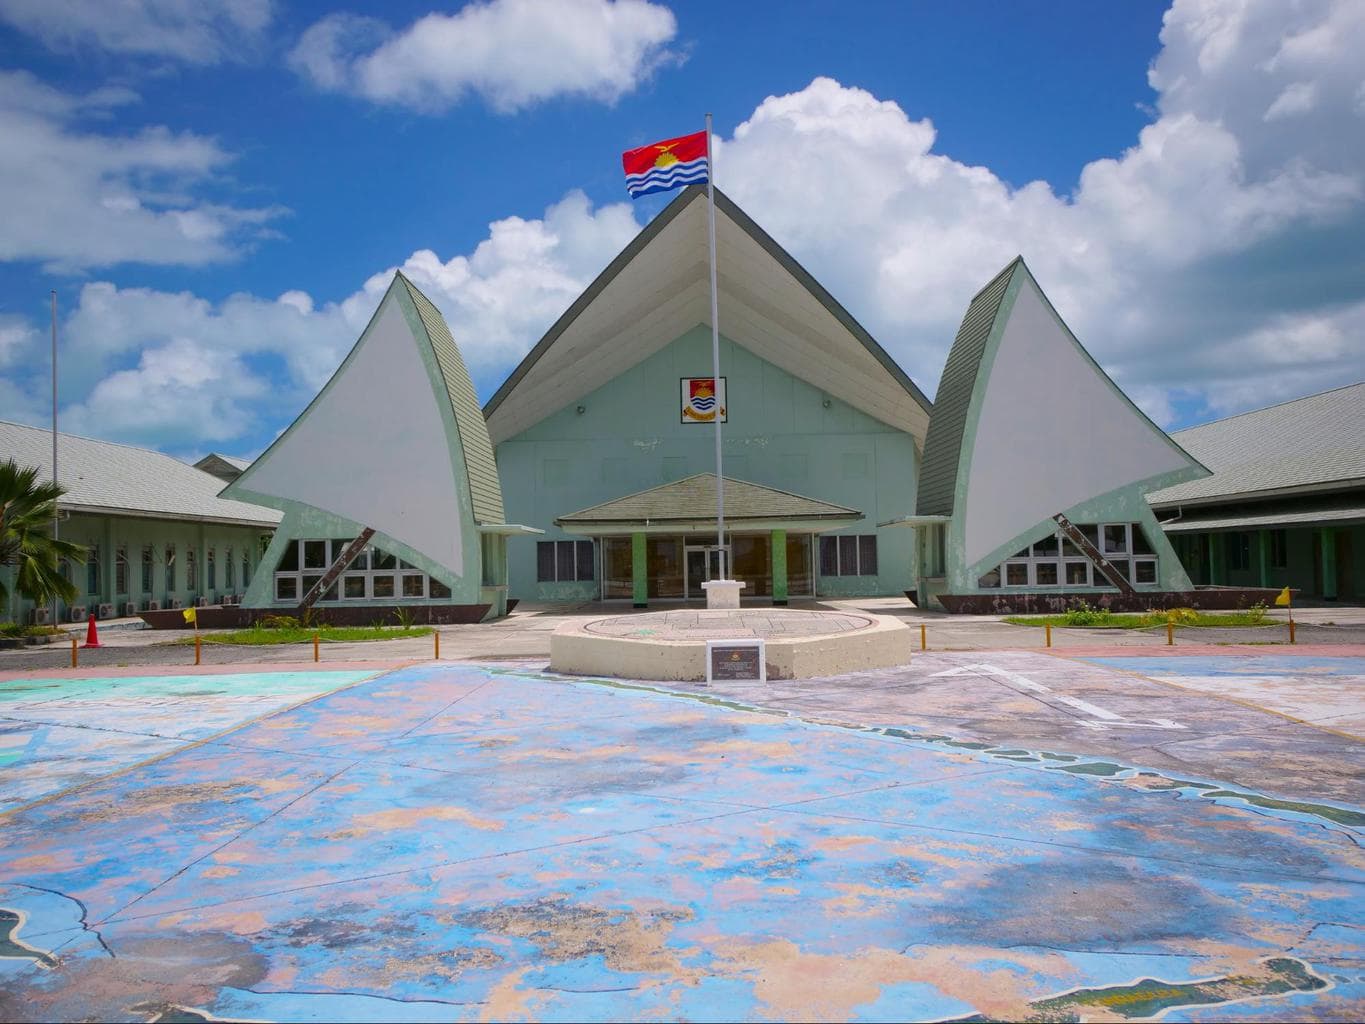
[115,546,129,595]
[186,549,197,593]
[86,547,100,595]
[983,523,1159,589]
[165,545,176,593]
[226,548,235,590]
[1227,532,1251,571]
[242,552,251,588]
[271,538,446,603]
[819,534,878,577]
[536,540,595,582]
[207,548,216,591]
[141,546,154,594]
[1269,529,1288,569]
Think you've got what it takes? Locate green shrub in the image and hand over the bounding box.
[257,614,300,630]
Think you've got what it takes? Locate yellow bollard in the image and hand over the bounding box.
[920,623,927,651]
[194,633,201,666]
[313,632,320,662]
[1167,622,1174,646]
[1045,624,1052,648]
[434,630,440,660]
[71,634,78,668]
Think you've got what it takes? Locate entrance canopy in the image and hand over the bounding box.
[555,474,863,536]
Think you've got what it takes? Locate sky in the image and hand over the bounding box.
[1,0,1362,463]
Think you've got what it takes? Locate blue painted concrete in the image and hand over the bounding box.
[0,663,1361,1021]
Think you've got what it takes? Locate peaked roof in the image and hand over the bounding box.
[398,274,504,524]
[556,473,862,526]
[1149,381,1365,507]
[916,257,1209,568]
[484,185,932,445]
[916,259,1017,518]
[223,273,504,576]
[0,420,279,527]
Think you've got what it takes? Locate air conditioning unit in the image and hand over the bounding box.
[121,601,139,617]
[222,594,239,606]
[96,603,115,619]
[194,595,210,608]
[68,605,87,622]
[30,606,52,626]
[169,597,184,609]
[145,599,162,612]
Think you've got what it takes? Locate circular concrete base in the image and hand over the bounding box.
[550,608,912,682]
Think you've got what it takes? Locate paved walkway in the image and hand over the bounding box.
[1,655,1361,1021]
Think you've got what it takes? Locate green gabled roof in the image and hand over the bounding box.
[398,273,506,525]
[915,257,1020,517]
[556,473,862,526]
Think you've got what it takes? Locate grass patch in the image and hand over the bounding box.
[170,625,434,646]
[0,622,62,637]
[1005,602,1274,629]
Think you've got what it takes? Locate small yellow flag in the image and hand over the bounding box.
[182,606,197,624]
[1274,586,1291,607]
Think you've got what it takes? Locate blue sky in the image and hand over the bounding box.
[1,0,1362,461]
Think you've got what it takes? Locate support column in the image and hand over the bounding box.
[771,529,788,606]
[102,518,115,609]
[1256,530,1269,588]
[631,532,647,608]
[1321,528,1338,600]
[1207,534,1222,585]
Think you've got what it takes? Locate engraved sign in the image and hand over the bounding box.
[706,640,766,683]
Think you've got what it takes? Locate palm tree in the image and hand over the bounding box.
[0,459,86,613]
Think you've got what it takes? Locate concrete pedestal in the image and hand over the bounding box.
[701,579,746,609]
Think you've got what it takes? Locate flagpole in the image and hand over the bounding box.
[705,112,726,578]
[50,290,59,629]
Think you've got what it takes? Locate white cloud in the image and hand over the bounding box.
[0,0,272,63]
[290,0,679,113]
[24,191,641,451]
[0,70,286,271]
[11,0,1365,454]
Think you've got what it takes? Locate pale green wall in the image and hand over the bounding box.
[1173,524,1363,601]
[2,512,269,623]
[496,326,920,600]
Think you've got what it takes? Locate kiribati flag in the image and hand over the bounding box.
[622,130,709,199]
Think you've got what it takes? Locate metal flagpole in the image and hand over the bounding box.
[705,112,726,578]
[50,290,59,628]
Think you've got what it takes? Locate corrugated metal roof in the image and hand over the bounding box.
[915,258,1019,517]
[1149,382,1365,506]
[399,273,506,525]
[1162,504,1365,532]
[557,473,862,525]
[1,419,280,526]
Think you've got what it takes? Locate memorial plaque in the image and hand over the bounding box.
[706,640,766,682]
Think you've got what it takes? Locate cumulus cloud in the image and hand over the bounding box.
[10,191,640,453]
[0,70,286,271]
[11,0,1365,455]
[0,0,272,63]
[289,0,679,113]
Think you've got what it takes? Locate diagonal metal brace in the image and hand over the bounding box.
[1053,513,1136,596]
[299,528,376,612]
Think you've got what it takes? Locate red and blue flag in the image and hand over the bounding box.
[622,130,709,199]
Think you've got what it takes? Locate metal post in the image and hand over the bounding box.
[705,112,726,577]
[51,291,59,628]
[920,623,927,651]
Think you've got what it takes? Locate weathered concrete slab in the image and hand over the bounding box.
[0,660,1361,1021]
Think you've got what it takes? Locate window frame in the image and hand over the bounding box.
[536,540,596,583]
[818,534,880,577]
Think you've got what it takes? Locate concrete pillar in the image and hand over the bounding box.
[102,518,116,608]
[1321,528,1337,600]
[771,529,788,606]
[631,532,647,608]
[1256,530,1269,588]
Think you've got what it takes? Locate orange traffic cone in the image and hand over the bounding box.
[82,612,102,649]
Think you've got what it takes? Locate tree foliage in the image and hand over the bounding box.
[0,459,86,609]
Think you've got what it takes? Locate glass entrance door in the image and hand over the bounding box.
[685,545,728,599]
